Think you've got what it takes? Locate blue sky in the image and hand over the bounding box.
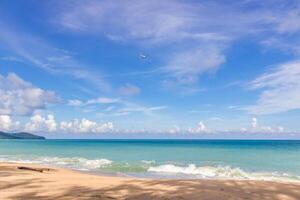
[0,0,300,138]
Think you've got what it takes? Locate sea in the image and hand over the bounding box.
[1,139,300,181]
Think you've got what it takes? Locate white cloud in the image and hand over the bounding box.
[0,115,20,132]
[25,114,57,132]
[23,114,113,134]
[0,73,60,116]
[187,121,210,134]
[168,125,181,134]
[240,117,285,133]
[277,126,284,132]
[251,118,257,128]
[0,113,289,135]
[60,119,113,133]
[119,84,140,96]
[245,60,300,114]
[183,118,286,135]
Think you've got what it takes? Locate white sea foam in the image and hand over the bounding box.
[0,156,112,170]
[141,160,156,165]
[1,155,299,182]
[148,164,300,181]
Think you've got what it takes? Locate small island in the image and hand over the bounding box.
[0,131,45,139]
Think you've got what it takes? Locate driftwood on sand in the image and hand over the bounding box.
[17,166,51,173]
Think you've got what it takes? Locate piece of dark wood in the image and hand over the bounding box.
[17,166,50,173]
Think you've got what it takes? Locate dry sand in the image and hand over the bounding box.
[1,163,300,200]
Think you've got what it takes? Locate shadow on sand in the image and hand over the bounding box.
[1,168,300,200]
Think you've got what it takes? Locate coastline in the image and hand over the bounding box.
[1,162,300,200]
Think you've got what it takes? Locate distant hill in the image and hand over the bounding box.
[0,131,45,139]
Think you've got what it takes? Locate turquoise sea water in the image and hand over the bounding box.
[1,139,300,181]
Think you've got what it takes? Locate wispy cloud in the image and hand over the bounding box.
[273,7,300,34]
[244,60,300,114]
[163,47,225,85]
[261,37,300,56]
[52,0,300,92]
[68,97,121,107]
[119,84,140,96]
[55,0,274,42]
[1,56,24,63]
[50,1,236,89]
[68,96,167,116]
[86,97,120,104]
[0,22,111,92]
[118,105,167,115]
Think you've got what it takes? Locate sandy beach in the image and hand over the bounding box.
[0,163,300,200]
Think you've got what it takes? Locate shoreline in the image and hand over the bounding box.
[1,162,300,200]
[3,160,300,183]
[2,160,300,183]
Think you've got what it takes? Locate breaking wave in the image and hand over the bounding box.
[0,155,112,171]
[141,160,156,165]
[148,164,300,181]
[1,155,299,181]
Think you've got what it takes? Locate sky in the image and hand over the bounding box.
[0,0,300,139]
